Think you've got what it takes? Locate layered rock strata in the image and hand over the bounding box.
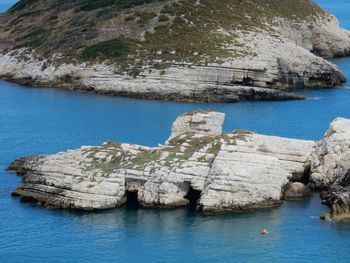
[310,118,350,219]
[9,111,316,212]
[11,111,350,219]
[0,52,304,102]
[1,2,350,102]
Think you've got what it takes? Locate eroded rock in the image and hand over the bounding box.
[310,118,350,219]
[310,118,350,189]
[9,111,316,213]
[284,182,310,200]
[1,9,350,102]
[168,111,225,141]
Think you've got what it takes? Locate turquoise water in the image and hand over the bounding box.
[1,1,350,262]
[0,0,16,12]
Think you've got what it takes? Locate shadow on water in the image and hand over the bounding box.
[333,218,350,231]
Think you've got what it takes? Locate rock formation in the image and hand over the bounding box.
[310,118,350,219]
[284,182,310,200]
[0,0,350,102]
[9,110,316,212]
[168,111,225,140]
[9,111,350,219]
[310,118,350,189]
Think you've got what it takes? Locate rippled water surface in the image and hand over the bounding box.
[1,0,350,262]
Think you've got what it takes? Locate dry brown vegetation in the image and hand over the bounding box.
[0,0,328,74]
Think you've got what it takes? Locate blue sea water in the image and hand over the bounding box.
[0,0,16,13]
[1,0,350,262]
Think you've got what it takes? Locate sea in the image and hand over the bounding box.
[0,0,350,262]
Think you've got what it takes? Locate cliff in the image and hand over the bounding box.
[310,118,350,220]
[0,0,350,102]
[9,110,350,219]
[8,110,316,212]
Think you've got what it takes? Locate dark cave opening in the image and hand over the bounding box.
[125,191,141,209]
[290,165,311,185]
[185,187,202,210]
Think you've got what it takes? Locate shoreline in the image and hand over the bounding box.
[1,15,350,103]
[0,75,305,103]
[8,110,350,220]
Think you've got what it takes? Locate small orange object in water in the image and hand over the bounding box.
[261,229,268,235]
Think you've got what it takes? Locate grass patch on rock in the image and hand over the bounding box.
[81,37,135,61]
[3,0,329,74]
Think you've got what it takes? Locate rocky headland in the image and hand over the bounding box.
[8,110,350,220]
[0,0,350,102]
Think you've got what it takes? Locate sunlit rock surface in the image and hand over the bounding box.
[310,118,350,219]
[1,1,350,102]
[9,110,316,213]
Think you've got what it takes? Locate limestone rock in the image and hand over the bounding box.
[309,117,350,219]
[284,182,310,200]
[199,132,315,212]
[10,143,150,210]
[0,15,349,102]
[9,111,316,213]
[168,111,225,141]
[310,118,350,189]
[320,184,350,220]
[312,16,350,58]
[322,182,350,222]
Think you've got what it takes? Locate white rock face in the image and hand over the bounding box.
[169,111,225,140]
[310,118,350,189]
[199,132,315,212]
[0,17,349,102]
[200,142,290,212]
[11,143,150,210]
[275,16,350,58]
[312,16,350,58]
[307,117,350,219]
[9,111,316,212]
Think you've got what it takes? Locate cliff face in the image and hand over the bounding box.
[9,111,350,219]
[0,0,350,102]
[309,118,350,220]
[8,110,316,212]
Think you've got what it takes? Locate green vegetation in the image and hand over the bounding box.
[78,0,165,12]
[3,0,328,73]
[180,110,214,117]
[135,10,157,26]
[206,140,221,155]
[83,142,128,176]
[15,28,47,49]
[81,37,135,61]
[124,149,162,168]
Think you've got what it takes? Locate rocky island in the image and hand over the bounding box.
[8,110,350,220]
[1,0,350,102]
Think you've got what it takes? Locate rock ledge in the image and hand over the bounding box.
[9,110,316,213]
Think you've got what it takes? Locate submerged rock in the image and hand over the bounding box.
[9,110,316,212]
[284,182,310,200]
[320,185,350,220]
